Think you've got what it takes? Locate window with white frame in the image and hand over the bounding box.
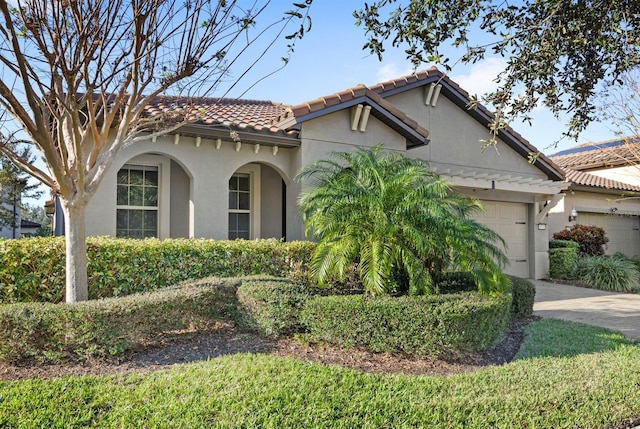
[116,164,159,238]
[228,173,251,239]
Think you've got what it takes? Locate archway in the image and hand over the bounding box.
[228,162,287,240]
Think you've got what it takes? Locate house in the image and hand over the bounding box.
[548,138,640,256]
[0,183,22,239]
[66,67,567,279]
[19,219,42,237]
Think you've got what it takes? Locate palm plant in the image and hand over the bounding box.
[296,146,509,296]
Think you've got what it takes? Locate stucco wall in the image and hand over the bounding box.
[386,91,546,180]
[260,166,284,239]
[553,190,640,218]
[589,166,640,186]
[85,133,299,240]
[170,159,190,238]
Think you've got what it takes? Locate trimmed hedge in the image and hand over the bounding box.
[549,239,579,250]
[237,276,332,337]
[0,278,240,363]
[301,292,511,359]
[0,237,315,303]
[507,276,535,317]
[549,240,579,280]
[436,272,476,294]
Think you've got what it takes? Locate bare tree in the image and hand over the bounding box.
[0,0,312,302]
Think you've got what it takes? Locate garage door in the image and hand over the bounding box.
[472,201,529,278]
[579,213,640,257]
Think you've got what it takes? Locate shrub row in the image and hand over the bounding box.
[0,278,240,363]
[1,274,519,363]
[549,240,579,280]
[0,237,315,303]
[437,272,535,317]
[300,292,512,359]
[236,276,336,337]
[507,276,535,317]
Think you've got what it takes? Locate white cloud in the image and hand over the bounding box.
[451,57,507,96]
[375,63,414,83]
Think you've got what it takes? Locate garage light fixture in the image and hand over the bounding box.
[569,207,578,222]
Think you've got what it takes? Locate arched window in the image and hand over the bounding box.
[116,164,159,238]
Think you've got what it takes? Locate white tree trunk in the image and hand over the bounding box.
[61,200,88,303]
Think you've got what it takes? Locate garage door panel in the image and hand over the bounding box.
[473,201,529,278]
[579,213,640,257]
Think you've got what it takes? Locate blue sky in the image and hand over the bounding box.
[223,1,617,156]
[22,0,620,207]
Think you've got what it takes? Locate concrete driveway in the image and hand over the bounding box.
[533,280,640,341]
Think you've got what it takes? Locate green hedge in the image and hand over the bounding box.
[435,272,476,294]
[549,240,578,280]
[0,278,240,363]
[237,276,333,337]
[0,237,315,303]
[507,276,535,317]
[549,239,579,249]
[301,292,511,359]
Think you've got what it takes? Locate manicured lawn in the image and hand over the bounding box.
[1,319,639,428]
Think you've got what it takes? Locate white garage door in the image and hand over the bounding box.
[579,213,640,257]
[472,201,529,278]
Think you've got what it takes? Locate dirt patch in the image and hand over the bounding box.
[0,317,537,381]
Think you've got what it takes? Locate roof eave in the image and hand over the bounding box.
[568,183,640,195]
[375,72,565,182]
[286,95,429,150]
[178,124,301,147]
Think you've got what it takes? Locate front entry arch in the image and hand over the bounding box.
[228,163,286,240]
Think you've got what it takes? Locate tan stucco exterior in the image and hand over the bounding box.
[80,79,566,279]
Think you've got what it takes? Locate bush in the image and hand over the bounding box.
[507,276,535,317]
[237,276,332,337]
[0,237,315,303]
[549,244,579,280]
[435,272,476,294]
[0,278,240,363]
[301,292,511,359]
[549,239,579,249]
[553,225,608,256]
[572,256,640,292]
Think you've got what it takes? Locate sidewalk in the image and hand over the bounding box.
[532,280,640,341]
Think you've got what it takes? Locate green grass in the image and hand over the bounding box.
[516,318,635,359]
[1,319,639,428]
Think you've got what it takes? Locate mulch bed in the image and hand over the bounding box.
[0,317,537,381]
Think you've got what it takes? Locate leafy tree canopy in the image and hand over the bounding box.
[354,0,640,145]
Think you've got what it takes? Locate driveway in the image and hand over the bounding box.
[532,280,640,341]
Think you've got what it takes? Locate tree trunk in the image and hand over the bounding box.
[61,200,88,303]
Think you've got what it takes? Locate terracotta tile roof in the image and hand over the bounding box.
[550,137,640,170]
[564,168,640,192]
[273,83,430,145]
[275,66,562,180]
[143,96,295,136]
[132,69,563,181]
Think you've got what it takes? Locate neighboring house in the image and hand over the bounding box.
[548,138,640,256]
[19,219,42,237]
[0,183,21,239]
[57,67,568,279]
